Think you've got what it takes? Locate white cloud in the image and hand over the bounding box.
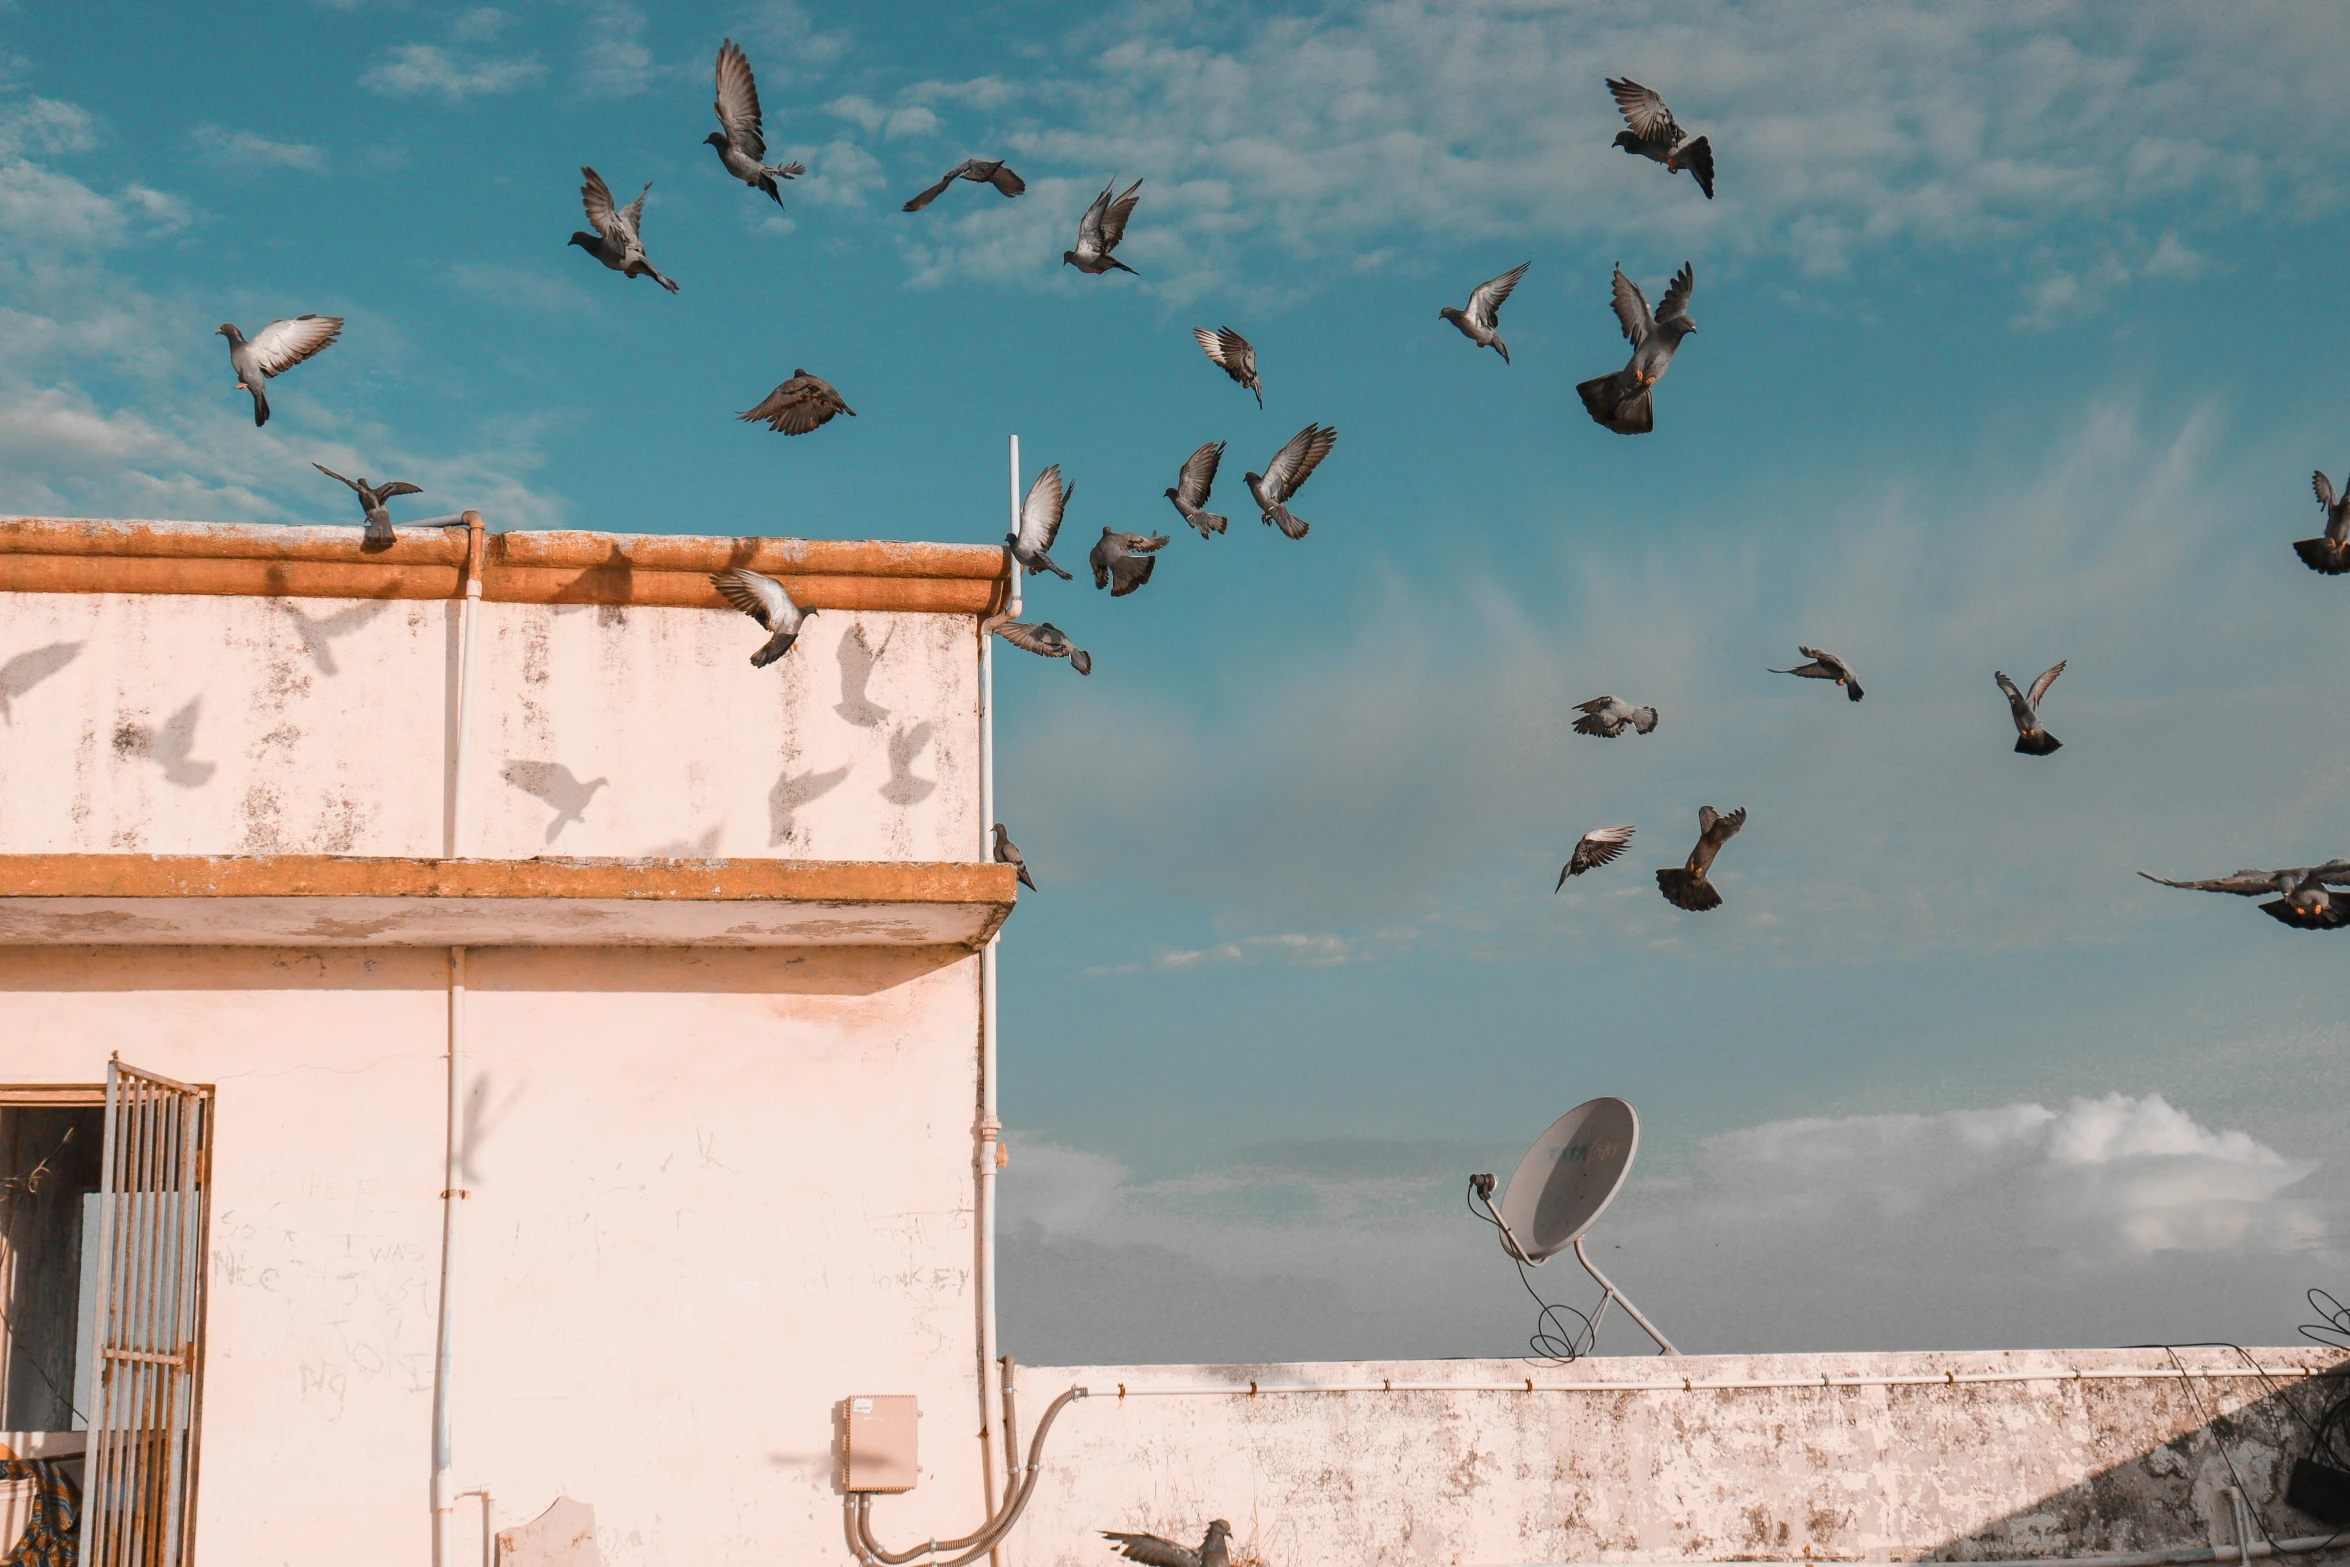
[577,1,654,97]
[447,262,600,316]
[362,43,545,101]
[192,125,327,175]
[451,7,508,43]
[0,97,97,159]
[732,1,851,75]
[1085,927,1419,976]
[794,139,885,209]
[825,96,941,140]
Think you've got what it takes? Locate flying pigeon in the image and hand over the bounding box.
[1165,442,1227,538]
[1995,661,2066,755]
[1009,465,1075,580]
[1606,78,1714,198]
[994,621,1091,675]
[217,316,342,428]
[2297,470,2350,575]
[1557,826,1636,890]
[1770,646,1864,702]
[707,40,804,206]
[1090,528,1169,597]
[1064,178,1142,275]
[992,822,1036,890]
[903,158,1026,212]
[1576,263,1694,434]
[313,463,421,549]
[1572,695,1659,737]
[1103,1521,1232,1567]
[1439,262,1530,363]
[2138,862,2350,930]
[739,370,855,435]
[1193,326,1263,407]
[568,167,679,293]
[1246,424,1338,539]
[1656,805,1746,912]
[710,567,817,668]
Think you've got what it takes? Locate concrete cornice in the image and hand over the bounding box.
[0,517,1012,615]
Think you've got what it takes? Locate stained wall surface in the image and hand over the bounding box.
[1006,1351,2350,1567]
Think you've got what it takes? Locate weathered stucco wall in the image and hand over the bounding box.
[1005,1351,2350,1567]
[0,944,993,1567]
[0,591,979,862]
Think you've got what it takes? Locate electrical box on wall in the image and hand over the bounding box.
[843,1395,920,1493]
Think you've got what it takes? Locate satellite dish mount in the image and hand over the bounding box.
[1470,1097,1676,1355]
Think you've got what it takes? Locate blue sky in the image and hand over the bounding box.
[3,1,2347,1361]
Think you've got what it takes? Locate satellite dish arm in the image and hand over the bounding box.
[1572,1237,1677,1356]
[1470,1175,1539,1266]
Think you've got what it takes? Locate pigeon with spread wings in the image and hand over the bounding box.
[1103,1521,1231,1567]
[711,568,817,668]
[1576,263,1695,435]
[739,370,855,436]
[2297,470,2350,575]
[1572,695,1659,738]
[903,158,1026,212]
[218,315,342,428]
[1656,806,1746,912]
[2139,862,2350,930]
[994,621,1091,676]
[1246,423,1338,539]
[1090,529,1169,597]
[313,463,421,549]
[1557,826,1636,890]
[1165,442,1227,538]
[568,167,679,293]
[1064,178,1142,275]
[1995,662,2066,755]
[1770,646,1864,702]
[1606,78,1714,198]
[707,40,804,205]
[1194,326,1263,406]
[1440,261,1530,363]
[1008,465,1075,580]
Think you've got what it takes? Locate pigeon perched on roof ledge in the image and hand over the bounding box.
[313,463,420,550]
[992,823,1036,890]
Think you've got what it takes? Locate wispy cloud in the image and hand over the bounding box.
[192,125,326,175]
[576,1,654,97]
[362,42,545,101]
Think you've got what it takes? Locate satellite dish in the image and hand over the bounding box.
[1496,1096,1638,1264]
[1469,1096,1677,1355]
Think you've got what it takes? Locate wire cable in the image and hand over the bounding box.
[1465,1177,1600,1365]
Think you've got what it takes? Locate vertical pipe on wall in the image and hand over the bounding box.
[447,511,486,861]
[976,436,1023,1567]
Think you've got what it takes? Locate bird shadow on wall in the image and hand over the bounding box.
[835,625,893,728]
[114,697,217,788]
[648,824,723,857]
[501,759,610,845]
[770,764,849,847]
[275,598,392,677]
[880,722,935,806]
[0,641,83,724]
[459,1069,528,1189]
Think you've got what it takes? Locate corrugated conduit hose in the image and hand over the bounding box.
[846,1387,1087,1567]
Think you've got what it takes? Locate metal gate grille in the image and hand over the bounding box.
[82,1059,213,1567]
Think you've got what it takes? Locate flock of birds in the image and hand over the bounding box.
[194,44,2343,931]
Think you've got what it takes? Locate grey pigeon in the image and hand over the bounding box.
[1008,465,1075,580]
[2297,470,2350,575]
[1572,695,1659,738]
[1103,1521,1231,1567]
[568,167,679,293]
[707,40,804,206]
[2139,862,2350,931]
[1193,326,1262,406]
[1090,528,1169,597]
[992,822,1036,890]
[1656,805,1745,911]
[1994,661,2066,755]
[1577,263,1694,434]
[1440,262,1529,363]
[313,463,421,549]
[711,567,817,668]
[1165,442,1227,538]
[1064,177,1142,275]
[1607,78,1714,198]
[903,158,1026,212]
[217,315,342,427]
[1246,423,1338,540]
[1557,825,1635,890]
[995,621,1090,676]
[1771,646,1864,702]
[739,369,855,435]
